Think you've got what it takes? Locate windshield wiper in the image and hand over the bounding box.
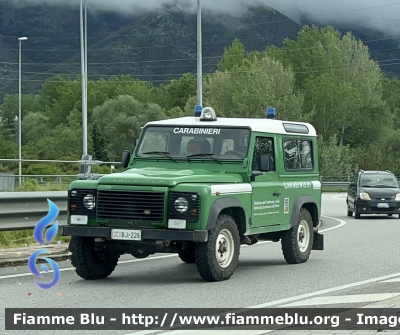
[186,153,221,163]
[142,151,176,161]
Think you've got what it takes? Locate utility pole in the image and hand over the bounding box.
[80,0,88,156]
[79,0,91,179]
[18,36,28,187]
[194,0,203,116]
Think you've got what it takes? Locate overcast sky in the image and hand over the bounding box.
[8,0,400,37]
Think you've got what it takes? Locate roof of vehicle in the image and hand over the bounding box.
[360,170,393,175]
[144,116,317,136]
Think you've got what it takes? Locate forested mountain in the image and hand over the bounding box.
[2,2,400,100]
[0,2,303,99]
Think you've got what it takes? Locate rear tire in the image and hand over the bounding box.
[69,236,120,280]
[195,214,240,282]
[281,208,314,264]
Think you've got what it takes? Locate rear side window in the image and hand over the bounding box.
[283,139,314,170]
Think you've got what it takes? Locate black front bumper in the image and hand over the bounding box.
[356,200,400,215]
[58,225,209,242]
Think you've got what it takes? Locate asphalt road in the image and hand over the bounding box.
[1,192,400,335]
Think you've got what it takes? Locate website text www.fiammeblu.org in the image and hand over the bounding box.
[121,312,342,328]
[8,310,400,330]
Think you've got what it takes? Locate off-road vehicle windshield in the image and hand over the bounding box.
[136,126,251,160]
[360,174,399,188]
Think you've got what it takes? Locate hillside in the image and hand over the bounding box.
[0,3,301,100]
[1,2,400,102]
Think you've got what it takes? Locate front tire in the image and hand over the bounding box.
[347,199,353,217]
[178,243,196,263]
[281,208,314,264]
[354,204,360,219]
[195,214,240,282]
[69,236,120,280]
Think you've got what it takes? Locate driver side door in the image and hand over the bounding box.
[250,136,283,228]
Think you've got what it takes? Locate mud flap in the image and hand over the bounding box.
[312,232,324,250]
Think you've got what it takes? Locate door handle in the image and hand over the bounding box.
[273,192,281,196]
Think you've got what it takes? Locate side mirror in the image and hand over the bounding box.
[349,182,356,188]
[121,150,131,169]
[259,154,271,172]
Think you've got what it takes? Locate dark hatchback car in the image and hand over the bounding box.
[346,170,400,219]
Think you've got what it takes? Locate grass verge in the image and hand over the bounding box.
[0,230,70,249]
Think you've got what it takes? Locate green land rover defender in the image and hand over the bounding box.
[59,107,324,282]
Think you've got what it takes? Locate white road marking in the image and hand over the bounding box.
[280,293,400,307]
[331,195,347,199]
[250,272,400,308]
[380,277,400,283]
[128,265,400,335]
[0,215,343,280]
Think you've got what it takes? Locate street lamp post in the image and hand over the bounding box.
[80,0,88,156]
[18,36,28,187]
[193,0,203,116]
[196,0,202,107]
[79,0,92,179]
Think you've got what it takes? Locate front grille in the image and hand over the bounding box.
[96,190,165,222]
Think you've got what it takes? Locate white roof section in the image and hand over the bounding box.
[144,116,317,136]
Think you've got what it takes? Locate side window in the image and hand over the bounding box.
[252,137,275,171]
[283,138,313,170]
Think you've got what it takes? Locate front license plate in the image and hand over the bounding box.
[377,203,390,208]
[111,229,141,241]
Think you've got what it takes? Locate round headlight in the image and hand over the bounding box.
[83,194,95,210]
[174,197,188,213]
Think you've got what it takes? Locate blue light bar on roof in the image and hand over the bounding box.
[266,107,277,119]
[194,105,203,117]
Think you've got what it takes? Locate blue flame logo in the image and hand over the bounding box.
[28,199,61,289]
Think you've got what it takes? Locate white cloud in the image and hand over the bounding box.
[7,0,400,36]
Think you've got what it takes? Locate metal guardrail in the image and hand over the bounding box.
[0,182,350,232]
[320,181,349,188]
[0,191,67,232]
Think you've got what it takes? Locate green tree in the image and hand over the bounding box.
[318,135,357,180]
[0,93,43,129]
[22,111,49,144]
[217,38,246,72]
[91,123,108,162]
[280,25,389,146]
[91,95,167,159]
[205,57,304,120]
[158,73,197,110]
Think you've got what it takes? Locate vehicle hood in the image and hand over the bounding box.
[360,187,400,199]
[98,167,243,186]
